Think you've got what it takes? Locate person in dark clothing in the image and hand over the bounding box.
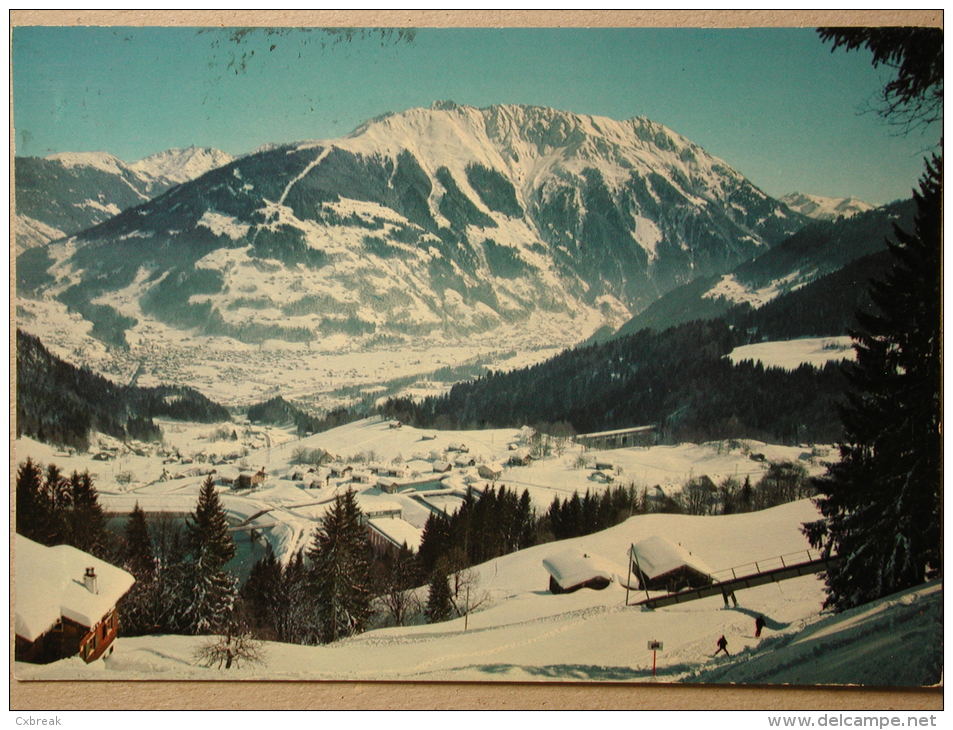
[755,615,766,637]
[714,635,730,657]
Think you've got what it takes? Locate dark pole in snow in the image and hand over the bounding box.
[625,544,633,606]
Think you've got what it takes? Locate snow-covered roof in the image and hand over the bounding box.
[541,549,619,590]
[368,517,424,551]
[630,536,714,581]
[355,495,402,514]
[404,459,432,474]
[577,425,655,439]
[214,465,242,480]
[14,534,135,642]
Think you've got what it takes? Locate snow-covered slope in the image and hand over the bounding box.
[17,102,806,358]
[13,214,66,254]
[616,198,913,338]
[780,192,874,221]
[14,496,941,686]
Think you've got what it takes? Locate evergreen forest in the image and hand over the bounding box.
[16,329,231,450]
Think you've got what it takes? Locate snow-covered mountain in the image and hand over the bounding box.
[13,147,231,253]
[17,102,807,350]
[780,192,874,221]
[129,146,234,186]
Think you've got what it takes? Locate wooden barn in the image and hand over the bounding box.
[542,549,619,594]
[236,468,266,490]
[14,534,135,664]
[629,536,714,593]
[477,463,503,481]
[366,517,424,559]
[574,425,656,450]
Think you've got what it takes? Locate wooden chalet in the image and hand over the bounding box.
[14,535,135,664]
[477,463,503,481]
[630,536,714,593]
[542,549,618,594]
[236,468,266,490]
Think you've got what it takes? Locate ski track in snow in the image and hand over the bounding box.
[278,146,332,206]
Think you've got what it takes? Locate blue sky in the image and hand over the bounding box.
[12,25,939,205]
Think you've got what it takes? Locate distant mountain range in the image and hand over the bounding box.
[779,192,874,222]
[13,146,233,252]
[16,102,812,350]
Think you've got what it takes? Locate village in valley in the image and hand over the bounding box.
[16,416,832,567]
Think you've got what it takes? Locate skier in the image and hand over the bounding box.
[714,634,730,657]
[755,615,766,637]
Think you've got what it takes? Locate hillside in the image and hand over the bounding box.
[15,329,230,450]
[381,319,847,444]
[14,498,941,686]
[616,199,914,338]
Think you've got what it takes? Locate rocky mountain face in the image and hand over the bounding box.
[780,192,874,222]
[17,103,807,349]
[13,147,232,253]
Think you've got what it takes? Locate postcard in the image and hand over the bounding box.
[10,9,942,712]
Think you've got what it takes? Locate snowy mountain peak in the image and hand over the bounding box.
[130,146,234,184]
[780,192,874,221]
[43,150,129,176]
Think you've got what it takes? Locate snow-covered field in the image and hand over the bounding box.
[13,416,942,687]
[15,498,942,686]
[729,337,855,370]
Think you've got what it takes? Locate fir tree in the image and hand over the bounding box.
[375,543,421,627]
[426,559,453,623]
[738,476,754,513]
[123,503,156,579]
[178,476,238,634]
[240,548,284,640]
[117,503,158,635]
[804,159,941,610]
[42,463,71,544]
[15,458,46,543]
[308,489,373,644]
[516,489,536,549]
[417,511,451,577]
[66,470,108,557]
[149,512,188,633]
[280,550,316,644]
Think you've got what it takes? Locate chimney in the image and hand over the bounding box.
[84,567,98,594]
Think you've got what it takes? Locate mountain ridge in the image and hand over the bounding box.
[18,102,808,353]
